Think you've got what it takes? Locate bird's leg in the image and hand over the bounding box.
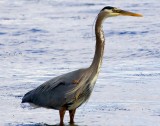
[69,109,76,124]
[59,107,66,125]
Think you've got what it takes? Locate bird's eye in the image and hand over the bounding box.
[112,8,120,13]
[112,7,118,11]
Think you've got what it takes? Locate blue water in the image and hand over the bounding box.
[0,0,160,126]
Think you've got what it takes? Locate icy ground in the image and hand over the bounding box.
[0,0,160,126]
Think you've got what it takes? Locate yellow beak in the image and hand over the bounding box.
[119,10,143,17]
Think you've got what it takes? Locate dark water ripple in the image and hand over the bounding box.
[12,29,48,36]
[0,43,5,46]
[0,83,36,91]
[108,30,149,36]
[121,48,160,59]
[25,49,47,55]
[94,104,130,112]
[29,28,48,33]
[0,32,7,35]
[129,73,160,77]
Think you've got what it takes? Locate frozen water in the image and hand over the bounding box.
[0,0,160,126]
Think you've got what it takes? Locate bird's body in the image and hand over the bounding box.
[22,6,142,125]
[22,69,85,109]
[22,68,95,110]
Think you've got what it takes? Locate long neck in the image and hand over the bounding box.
[89,13,106,75]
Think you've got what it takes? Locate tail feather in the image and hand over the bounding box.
[22,90,33,103]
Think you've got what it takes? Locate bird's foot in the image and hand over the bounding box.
[69,121,75,124]
[59,121,64,126]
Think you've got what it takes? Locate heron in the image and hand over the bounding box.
[22,6,142,125]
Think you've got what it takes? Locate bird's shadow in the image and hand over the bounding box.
[8,122,80,126]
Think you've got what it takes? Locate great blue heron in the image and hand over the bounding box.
[22,6,142,125]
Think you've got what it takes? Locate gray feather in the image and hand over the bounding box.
[22,69,86,110]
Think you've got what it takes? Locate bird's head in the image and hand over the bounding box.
[100,6,143,17]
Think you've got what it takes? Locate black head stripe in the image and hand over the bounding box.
[101,6,115,11]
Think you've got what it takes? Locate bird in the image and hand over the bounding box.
[22,6,142,125]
